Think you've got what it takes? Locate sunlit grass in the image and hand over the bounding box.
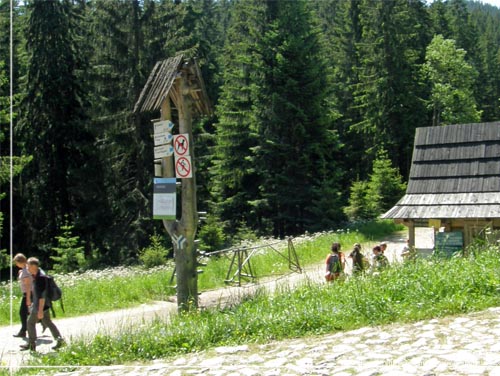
[1,220,401,326]
[27,245,500,369]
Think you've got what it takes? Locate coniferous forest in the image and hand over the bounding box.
[1,0,500,268]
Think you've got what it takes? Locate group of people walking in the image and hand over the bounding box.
[325,241,391,282]
[12,253,65,352]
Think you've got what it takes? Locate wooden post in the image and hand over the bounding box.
[160,68,199,312]
[174,73,199,311]
[408,220,415,249]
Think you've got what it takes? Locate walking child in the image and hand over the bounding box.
[325,242,345,282]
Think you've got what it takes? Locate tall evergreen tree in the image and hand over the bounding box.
[354,0,431,178]
[17,0,105,259]
[210,0,266,235]
[0,61,31,249]
[366,149,406,216]
[254,0,342,236]
[445,0,479,61]
[315,0,365,183]
[429,0,452,37]
[87,0,163,263]
[0,0,24,96]
[469,2,500,121]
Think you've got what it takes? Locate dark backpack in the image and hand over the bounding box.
[45,274,65,316]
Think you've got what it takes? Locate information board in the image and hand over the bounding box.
[434,231,463,258]
[153,178,176,220]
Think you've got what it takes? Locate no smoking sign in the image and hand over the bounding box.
[175,156,192,179]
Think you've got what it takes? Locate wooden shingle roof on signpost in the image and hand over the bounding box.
[382,122,500,220]
[133,54,211,116]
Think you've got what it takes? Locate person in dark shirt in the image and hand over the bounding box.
[348,243,365,275]
[20,257,65,352]
[372,245,389,271]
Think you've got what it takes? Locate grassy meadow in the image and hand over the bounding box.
[6,220,500,373]
[24,240,500,371]
[0,220,399,325]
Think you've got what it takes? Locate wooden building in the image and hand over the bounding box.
[382,122,500,250]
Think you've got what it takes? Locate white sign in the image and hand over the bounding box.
[154,144,174,159]
[153,120,174,134]
[153,178,176,220]
[154,132,173,146]
[175,156,192,178]
[173,134,190,157]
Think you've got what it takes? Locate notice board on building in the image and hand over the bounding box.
[434,231,463,258]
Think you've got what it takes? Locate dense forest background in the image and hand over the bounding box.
[0,0,499,269]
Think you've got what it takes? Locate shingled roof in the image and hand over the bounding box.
[382,122,500,219]
[133,55,211,116]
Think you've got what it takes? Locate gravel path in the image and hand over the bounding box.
[4,229,498,375]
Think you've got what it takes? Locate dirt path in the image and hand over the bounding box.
[1,231,420,371]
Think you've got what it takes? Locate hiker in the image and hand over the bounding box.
[401,239,417,262]
[325,242,345,282]
[12,253,31,338]
[371,245,389,272]
[21,257,65,352]
[379,241,388,255]
[348,243,365,275]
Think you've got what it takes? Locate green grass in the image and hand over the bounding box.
[25,244,500,370]
[1,220,401,326]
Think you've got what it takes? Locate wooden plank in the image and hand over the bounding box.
[416,122,500,146]
[408,176,500,194]
[147,57,181,112]
[397,193,500,206]
[413,143,500,162]
[410,159,500,179]
[382,203,500,219]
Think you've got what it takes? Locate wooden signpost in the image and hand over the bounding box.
[134,56,211,312]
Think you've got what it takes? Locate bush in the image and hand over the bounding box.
[198,215,226,253]
[51,218,86,273]
[344,180,371,220]
[139,233,169,268]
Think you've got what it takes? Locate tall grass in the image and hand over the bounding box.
[29,245,500,369]
[0,220,401,326]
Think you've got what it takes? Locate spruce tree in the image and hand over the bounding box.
[315,0,366,183]
[210,0,266,235]
[469,2,500,121]
[354,0,431,178]
[255,0,341,236]
[18,0,105,257]
[87,0,160,262]
[366,149,406,217]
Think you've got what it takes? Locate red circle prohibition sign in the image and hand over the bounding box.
[174,135,189,156]
[176,157,191,178]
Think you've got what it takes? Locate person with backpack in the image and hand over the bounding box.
[20,257,65,352]
[348,243,365,276]
[371,245,389,272]
[325,242,345,282]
